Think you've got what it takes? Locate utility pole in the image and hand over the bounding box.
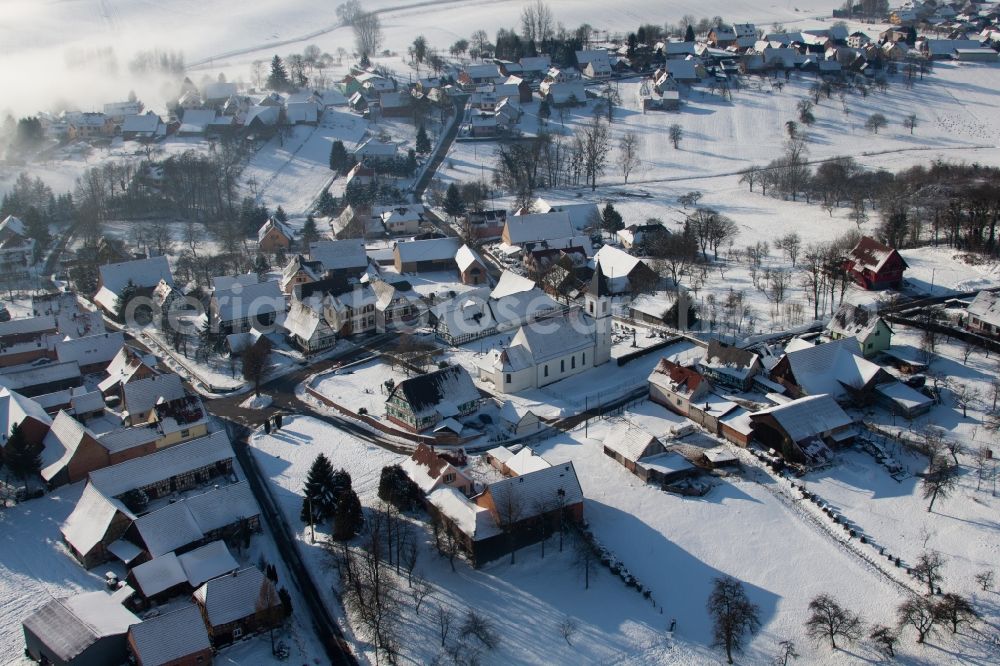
[308,495,315,544]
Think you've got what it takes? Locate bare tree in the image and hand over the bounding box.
[618,131,641,184]
[460,608,499,651]
[579,116,609,191]
[353,10,384,59]
[707,576,761,664]
[865,113,888,134]
[435,603,453,647]
[912,551,946,594]
[903,113,917,134]
[951,382,978,419]
[409,575,433,615]
[668,123,683,149]
[922,459,959,513]
[897,596,936,644]
[869,624,898,658]
[241,337,273,396]
[974,570,994,592]
[933,593,977,633]
[254,579,285,655]
[573,532,596,590]
[520,0,555,42]
[774,232,802,267]
[774,639,798,666]
[559,617,578,646]
[804,594,863,650]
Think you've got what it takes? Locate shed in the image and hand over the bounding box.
[22,592,139,666]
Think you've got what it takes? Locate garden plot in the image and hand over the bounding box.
[312,358,415,415]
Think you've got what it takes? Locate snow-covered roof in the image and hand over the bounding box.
[0,360,81,392]
[0,387,51,443]
[783,338,883,398]
[40,410,97,481]
[751,394,853,443]
[502,310,594,366]
[309,239,368,271]
[505,447,551,475]
[388,365,480,420]
[121,112,161,134]
[630,293,677,319]
[87,430,233,498]
[132,552,187,596]
[22,592,138,662]
[720,407,754,436]
[212,279,284,322]
[211,273,258,292]
[128,605,211,666]
[704,446,739,465]
[67,388,102,415]
[848,236,905,274]
[354,137,397,157]
[194,567,274,627]
[0,214,27,238]
[0,314,57,338]
[498,400,539,425]
[604,421,661,462]
[54,331,124,367]
[98,255,173,296]
[490,271,536,299]
[487,445,515,463]
[178,540,239,587]
[61,483,134,558]
[428,487,500,540]
[257,216,294,243]
[282,300,327,341]
[825,303,886,340]
[455,244,485,272]
[594,245,642,281]
[107,538,143,564]
[122,373,185,417]
[487,461,584,516]
[504,212,574,245]
[875,381,934,412]
[394,237,462,264]
[967,290,1000,327]
[134,481,257,557]
[636,452,695,476]
[97,425,160,454]
[178,109,216,133]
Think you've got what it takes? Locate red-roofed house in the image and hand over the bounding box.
[843,236,908,290]
[648,358,709,417]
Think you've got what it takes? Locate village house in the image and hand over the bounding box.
[401,443,474,496]
[22,591,140,666]
[965,290,1000,338]
[0,215,36,278]
[304,277,378,338]
[121,112,164,142]
[309,239,370,282]
[463,209,507,240]
[825,303,893,356]
[374,204,426,235]
[193,567,283,647]
[209,275,284,335]
[0,359,82,397]
[283,296,339,353]
[496,400,545,438]
[430,271,560,345]
[371,278,424,332]
[257,216,294,254]
[93,255,174,319]
[770,337,889,402]
[749,393,856,462]
[61,431,236,568]
[385,364,481,432]
[121,373,185,425]
[0,387,52,453]
[150,278,188,325]
[648,358,710,416]
[393,237,463,273]
[593,245,658,295]
[602,421,667,477]
[39,410,110,487]
[279,254,325,294]
[98,346,158,397]
[843,236,908,290]
[54,331,125,374]
[127,604,214,666]
[67,112,115,140]
[698,340,762,391]
[487,445,551,477]
[628,292,691,329]
[501,212,574,248]
[455,244,489,285]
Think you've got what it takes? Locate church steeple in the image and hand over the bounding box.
[588,261,611,298]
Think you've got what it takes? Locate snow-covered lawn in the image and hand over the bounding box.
[0,484,107,660]
[250,415,721,664]
[312,359,414,415]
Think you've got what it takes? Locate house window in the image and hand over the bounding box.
[544,365,548,377]
[589,302,594,314]
[866,343,873,349]
[571,356,576,369]
[180,429,190,438]
[444,473,455,483]
[582,352,586,365]
[506,373,512,383]
[233,627,243,639]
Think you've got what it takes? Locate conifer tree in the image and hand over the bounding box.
[300,453,337,522]
[329,140,350,173]
[415,125,431,154]
[316,189,337,216]
[115,279,138,322]
[601,202,624,234]
[332,487,364,540]
[274,206,288,223]
[301,215,319,249]
[5,424,40,490]
[267,55,291,92]
[443,183,466,219]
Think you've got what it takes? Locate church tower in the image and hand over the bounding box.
[585,262,612,366]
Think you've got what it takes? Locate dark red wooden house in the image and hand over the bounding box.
[844,236,908,290]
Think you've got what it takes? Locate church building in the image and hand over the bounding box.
[476,265,613,393]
